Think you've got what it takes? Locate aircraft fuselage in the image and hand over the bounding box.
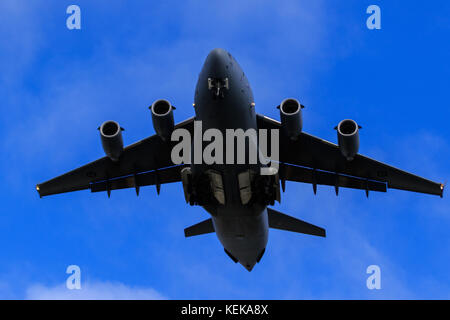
[192,48,268,271]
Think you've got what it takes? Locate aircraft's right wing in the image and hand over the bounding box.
[257,114,444,197]
[37,117,194,197]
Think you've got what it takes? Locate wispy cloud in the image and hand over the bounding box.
[26,281,166,300]
[0,0,448,300]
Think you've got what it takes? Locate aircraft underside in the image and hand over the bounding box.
[36,48,443,272]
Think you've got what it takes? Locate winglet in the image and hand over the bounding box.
[440,183,445,198]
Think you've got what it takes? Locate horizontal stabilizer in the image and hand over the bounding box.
[267,208,326,237]
[184,218,215,238]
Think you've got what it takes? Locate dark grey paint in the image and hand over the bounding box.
[193,49,266,271]
[36,48,444,273]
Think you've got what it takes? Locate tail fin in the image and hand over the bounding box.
[184,218,215,237]
[267,208,326,237]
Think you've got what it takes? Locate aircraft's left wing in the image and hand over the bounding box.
[257,114,444,197]
[37,117,194,197]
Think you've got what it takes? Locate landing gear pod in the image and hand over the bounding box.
[181,167,194,205]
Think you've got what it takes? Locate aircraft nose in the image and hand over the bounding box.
[204,48,229,76]
[207,48,228,63]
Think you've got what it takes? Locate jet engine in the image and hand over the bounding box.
[150,99,175,141]
[336,119,360,161]
[278,98,303,140]
[99,120,124,162]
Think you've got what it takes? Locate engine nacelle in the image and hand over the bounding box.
[99,120,124,161]
[279,98,303,140]
[336,119,360,161]
[150,99,175,141]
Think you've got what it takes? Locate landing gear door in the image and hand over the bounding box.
[207,170,226,205]
[181,167,193,204]
[238,170,254,205]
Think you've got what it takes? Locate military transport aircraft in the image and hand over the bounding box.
[37,48,444,271]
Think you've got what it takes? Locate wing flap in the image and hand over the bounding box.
[90,165,185,193]
[280,163,387,193]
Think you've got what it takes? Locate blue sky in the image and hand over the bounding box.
[0,0,449,299]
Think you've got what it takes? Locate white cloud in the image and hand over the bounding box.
[26,281,166,300]
[0,0,45,87]
[2,1,447,300]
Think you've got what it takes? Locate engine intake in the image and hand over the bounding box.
[279,98,303,140]
[151,99,175,141]
[100,120,124,161]
[336,119,360,161]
